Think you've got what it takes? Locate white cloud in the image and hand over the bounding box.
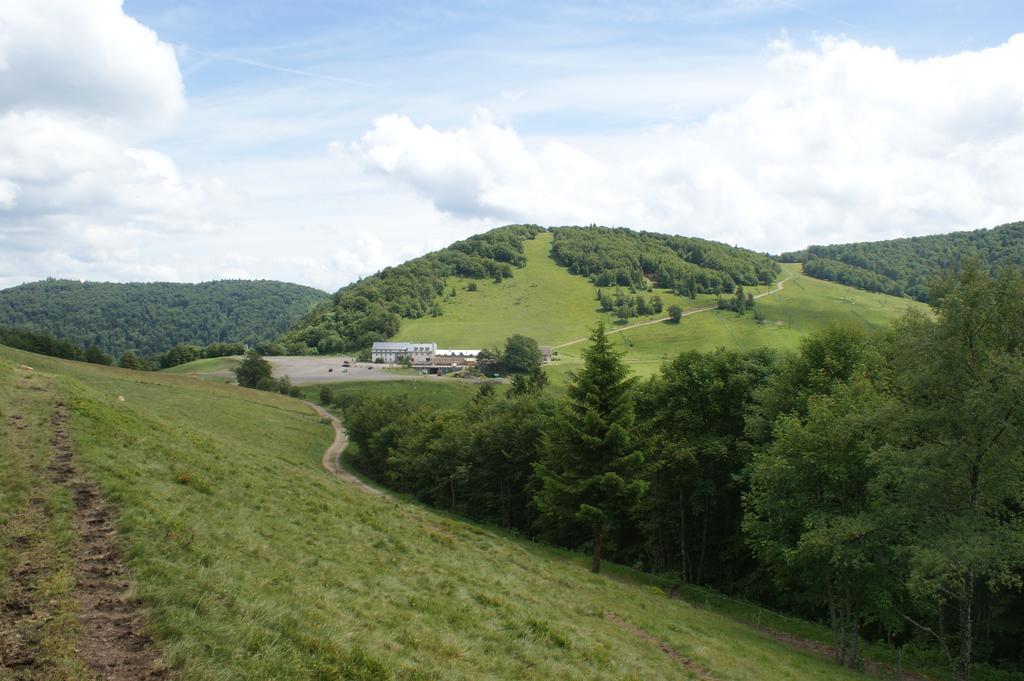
[354,109,614,222]
[354,34,1024,252]
[0,0,185,122]
[0,0,227,288]
[0,112,213,225]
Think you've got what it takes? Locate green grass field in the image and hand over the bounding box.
[160,355,240,378]
[1,345,931,680]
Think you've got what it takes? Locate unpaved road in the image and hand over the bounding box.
[553,277,792,350]
[306,402,388,497]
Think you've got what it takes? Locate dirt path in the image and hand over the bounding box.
[605,612,719,680]
[306,402,389,497]
[552,277,792,350]
[1,367,167,680]
[50,401,169,680]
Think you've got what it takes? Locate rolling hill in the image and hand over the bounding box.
[0,279,327,357]
[282,225,783,355]
[286,224,924,376]
[780,220,1024,301]
[397,233,924,380]
[0,345,918,680]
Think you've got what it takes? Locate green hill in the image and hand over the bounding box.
[780,221,1024,301]
[1,345,907,679]
[0,279,327,357]
[398,234,924,380]
[282,225,782,354]
[285,226,922,373]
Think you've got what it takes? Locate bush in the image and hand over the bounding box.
[235,351,274,388]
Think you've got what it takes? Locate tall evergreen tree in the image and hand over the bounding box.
[534,321,645,573]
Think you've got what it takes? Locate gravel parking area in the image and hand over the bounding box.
[265,356,477,386]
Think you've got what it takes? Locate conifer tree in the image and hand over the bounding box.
[534,321,645,573]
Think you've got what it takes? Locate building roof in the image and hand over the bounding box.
[371,341,437,351]
[372,341,412,350]
[435,349,481,356]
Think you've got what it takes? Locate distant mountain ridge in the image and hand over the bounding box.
[0,279,327,356]
[780,221,1024,301]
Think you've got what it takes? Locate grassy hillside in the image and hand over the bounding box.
[0,279,327,357]
[283,225,781,354]
[402,233,724,348]
[1,345,907,680]
[159,355,241,378]
[550,263,925,381]
[402,236,925,380]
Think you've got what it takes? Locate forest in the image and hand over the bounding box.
[333,262,1024,681]
[551,225,781,294]
[781,221,1024,301]
[280,224,545,353]
[0,279,326,356]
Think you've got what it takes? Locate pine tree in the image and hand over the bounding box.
[534,321,645,573]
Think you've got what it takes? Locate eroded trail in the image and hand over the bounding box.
[307,402,389,497]
[50,401,168,680]
[0,366,167,679]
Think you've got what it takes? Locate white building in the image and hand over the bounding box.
[371,341,437,364]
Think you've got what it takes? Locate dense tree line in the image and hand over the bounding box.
[551,225,780,294]
[0,279,326,356]
[0,326,108,364]
[0,325,254,372]
[781,221,1024,302]
[337,263,1023,681]
[281,225,545,353]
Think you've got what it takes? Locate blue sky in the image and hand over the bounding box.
[2,1,1023,289]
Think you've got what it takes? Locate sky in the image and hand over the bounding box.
[1,1,1023,291]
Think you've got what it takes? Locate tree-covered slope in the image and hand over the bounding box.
[780,221,1024,301]
[0,279,327,356]
[552,225,780,293]
[280,224,546,353]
